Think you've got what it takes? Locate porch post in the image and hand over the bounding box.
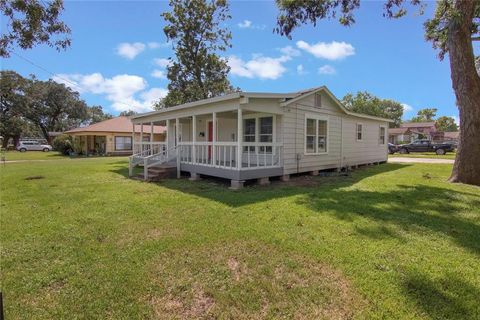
[192,115,197,164]
[237,108,242,169]
[176,118,180,178]
[212,112,217,166]
[140,123,143,153]
[132,123,135,154]
[165,119,170,150]
[150,122,153,155]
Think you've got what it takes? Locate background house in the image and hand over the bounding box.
[388,121,437,144]
[65,116,165,155]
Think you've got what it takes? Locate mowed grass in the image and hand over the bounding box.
[2,150,66,161]
[389,151,456,160]
[1,158,479,319]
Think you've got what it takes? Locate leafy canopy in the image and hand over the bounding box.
[156,0,236,109]
[435,116,458,132]
[342,91,404,128]
[0,0,71,57]
[410,108,438,122]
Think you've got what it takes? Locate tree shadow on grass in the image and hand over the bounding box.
[110,162,480,255]
[297,184,480,255]
[401,270,480,319]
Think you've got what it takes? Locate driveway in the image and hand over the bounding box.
[388,157,454,164]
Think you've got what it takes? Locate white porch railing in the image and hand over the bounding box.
[133,142,166,155]
[178,142,283,170]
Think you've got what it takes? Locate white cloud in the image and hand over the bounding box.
[151,69,167,79]
[147,42,161,49]
[237,19,266,30]
[401,103,414,112]
[297,64,307,75]
[279,45,300,57]
[116,42,146,59]
[52,73,167,112]
[238,20,252,28]
[228,54,291,80]
[153,58,171,68]
[318,65,336,75]
[296,40,355,60]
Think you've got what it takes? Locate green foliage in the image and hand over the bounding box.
[157,0,236,108]
[275,0,422,39]
[22,79,89,140]
[342,91,404,127]
[119,110,137,117]
[424,0,479,60]
[52,134,73,155]
[88,105,113,124]
[410,108,438,122]
[0,0,71,57]
[436,116,458,132]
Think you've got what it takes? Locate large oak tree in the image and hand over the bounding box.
[156,0,236,109]
[275,0,480,186]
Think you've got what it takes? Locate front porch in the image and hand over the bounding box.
[129,107,284,185]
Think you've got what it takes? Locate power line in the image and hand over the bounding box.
[10,51,133,108]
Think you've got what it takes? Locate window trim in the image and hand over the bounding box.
[304,113,329,155]
[356,123,363,142]
[114,136,133,151]
[379,125,386,145]
[242,113,276,154]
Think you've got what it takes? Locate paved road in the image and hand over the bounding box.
[388,157,454,164]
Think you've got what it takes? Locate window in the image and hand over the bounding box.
[243,115,275,153]
[115,136,132,150]
[379,126,386,145]
[259,116,273,153]
[305,116,328,154]
[142,135,150,142]
[356,123,363,141]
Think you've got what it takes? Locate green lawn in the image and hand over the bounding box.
[2,150,66,161]
[1,158,479,319]
[389,151,456,160]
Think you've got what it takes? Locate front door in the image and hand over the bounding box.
[208,121,213,159]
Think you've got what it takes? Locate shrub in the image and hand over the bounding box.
[52,134,73,155]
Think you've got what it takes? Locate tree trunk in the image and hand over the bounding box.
[447,0,480,186]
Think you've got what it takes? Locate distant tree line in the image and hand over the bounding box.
[0,70,112,147]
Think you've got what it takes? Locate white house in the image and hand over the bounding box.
[129,86,392,188]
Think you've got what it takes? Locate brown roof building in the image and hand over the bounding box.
[65,116,166,155]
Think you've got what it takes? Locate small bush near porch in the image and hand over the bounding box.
[1,158,479,319]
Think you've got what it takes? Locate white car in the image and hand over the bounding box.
[17,141,53,152]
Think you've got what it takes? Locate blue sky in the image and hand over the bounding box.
[3,1,478,122]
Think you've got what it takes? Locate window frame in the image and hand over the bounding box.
[356,123,363,142]
[379,126,386,145]
[242,113,276,154]
[304,114,329,155]
[114,136,133,151]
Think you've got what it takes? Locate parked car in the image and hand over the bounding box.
[397,139,454,155]
[388,143,398,154]
[17,140,53,152]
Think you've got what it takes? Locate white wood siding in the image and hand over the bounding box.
[282,91,388,175]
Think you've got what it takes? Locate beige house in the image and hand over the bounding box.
[129,86,392,188]
[65,116,165,155]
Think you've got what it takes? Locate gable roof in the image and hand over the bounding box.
[65,116,166,134]
[280,86,394,123]
[131,86,393,123]
[400,121,436,128]
[388,127,410,134]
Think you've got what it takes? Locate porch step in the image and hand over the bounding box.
[135,164,177,181]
